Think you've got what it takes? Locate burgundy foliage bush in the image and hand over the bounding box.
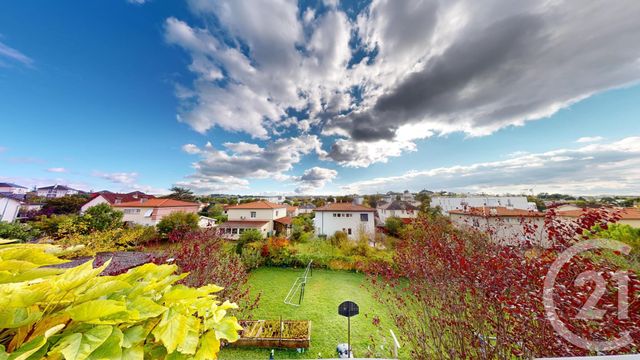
[164,229,260,318]
[367,209,640,359]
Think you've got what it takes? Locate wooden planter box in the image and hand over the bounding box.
[233,320,311,349]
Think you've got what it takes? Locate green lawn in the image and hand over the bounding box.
[219,267,405,359]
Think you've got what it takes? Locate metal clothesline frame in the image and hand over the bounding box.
[284,260,313,306]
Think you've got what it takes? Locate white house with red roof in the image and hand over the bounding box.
[80,191,155,213]
[219,200,288,239]
[449,206,548,246]
[113,198,199,226]
[36,184,80,198]
[314,203,376,240]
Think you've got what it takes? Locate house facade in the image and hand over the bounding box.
[219,201,288,239]
[0,195,22,223]
[0,183,28,195]
[36,185,80,198]
[431,196,537,215]
[113,198,199,226]
[449,206,549,247]
[314,203,376,240]
[298,203,316,214]
[80,191,155,213]
[377,200,419,224]
[557,208,640,228]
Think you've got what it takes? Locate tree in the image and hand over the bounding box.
[527,195,547,211]
[385,216,404,237]
[164,186,197,202]
[157,211,199,237]
[236,229,263,254]
[0,222,39,242]
[81,203,123,232]
[40,195,89,215]
[204,203,227,223]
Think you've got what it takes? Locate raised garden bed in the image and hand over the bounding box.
[233,320,311,349]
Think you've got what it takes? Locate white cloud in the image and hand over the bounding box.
[179,135,327,193]
[165,0,640,168]
[576,136,605,143]
[46,167,67,173]
[0,41,33,67]
[295,166,338,194]
[92,171,139,185]
[342,137,640,196]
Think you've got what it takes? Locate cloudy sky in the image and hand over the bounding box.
[1,0,639,195]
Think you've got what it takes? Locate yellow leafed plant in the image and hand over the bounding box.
[0,240,242,360]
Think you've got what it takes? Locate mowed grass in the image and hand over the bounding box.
[219,267,405,359]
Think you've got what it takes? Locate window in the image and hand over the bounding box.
[360,213,369,222]
[143,209,153,217]
[333,213,337,217]
[232,228,238,234]
[275,210,279,216]
[124,209,141,215]
[347,228,352,235]
[337,213,341,217]
[250,211,256,218]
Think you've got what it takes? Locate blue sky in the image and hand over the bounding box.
[1,0,639,196]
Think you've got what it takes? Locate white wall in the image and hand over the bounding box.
[450,213,549,247]
[227,208,286,221]
[377,208,418,223]
[314,211,375,240]
[80,195,109,213]
[0,186,27,194]
[432,197,536,214]
[0,198,21,223]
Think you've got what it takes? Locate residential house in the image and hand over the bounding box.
[113,198,199,226]
[377,200,419,224]
[0,194,22,223]
[314,203,376,240]
[431,196,537,215]
[286,205,299,217]
[219,200,288,239]
[298,203,316,214]
[36,185,80,198]
[259,195,286,204]
[80,191,155,213]
[449,206,549,247]
[0,182,28,194]
[557,208,640,229]
[198,216,217,228]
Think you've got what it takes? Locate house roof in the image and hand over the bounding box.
[218,220,269,228]
[315,203,375,212]
[226,200,287,210]
[449,206,544,218]
[274,216,293,225]
[89,191,155,205]
[286,205,298,212]
[0,193,24,202]
[37,184,77,191]
[0,182,27,189]
[557,208,640,220]
[113,198,199,208]
[299,203,316,209]
[379,200,419,211]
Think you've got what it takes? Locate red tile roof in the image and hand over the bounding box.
[449,206,544,218]
[226,200,287,210]
[90,192,155,205]
[218,220,269,228]
[274,216,293,225]
[315,203,375,212]
[557,208,640,220]
[113,198,199,208]
[286,205,298,212]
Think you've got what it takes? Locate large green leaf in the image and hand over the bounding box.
[74,280,130,303]
[54,325,113,360]
[151,309,189,354]
[213,316,242,343]
[0,307,42,329]
[121,326,145,349]
[7,335,46,360]
[86,327,123,360]
[193,331,220,360]
[65,300,126,323]
[126,298,166,321]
